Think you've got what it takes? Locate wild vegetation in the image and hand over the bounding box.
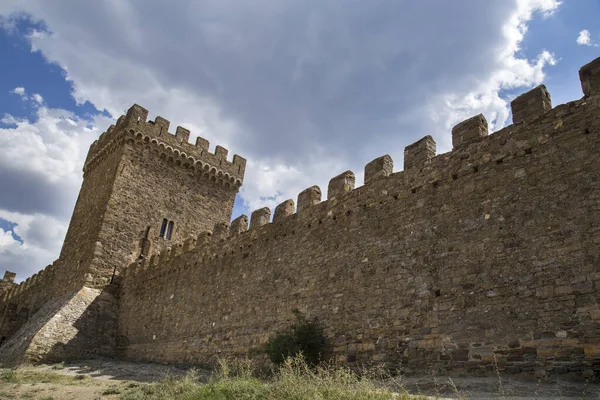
[263,309,327,366]
[121,357,420,400]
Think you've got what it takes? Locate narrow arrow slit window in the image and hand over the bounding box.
[166,221,174,240]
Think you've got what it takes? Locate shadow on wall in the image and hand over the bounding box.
[0,283,119,367]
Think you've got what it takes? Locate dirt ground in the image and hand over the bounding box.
[0,359,192,400]
[398,375,599,399]
[0,358,597,399]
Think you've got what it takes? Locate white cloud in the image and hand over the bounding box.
[0,210,67,282]
[0,0,563,279]
[0,99,112,280]
[0,103,110,189]
[11,86,26,98]
[577,29,596,46]
[0,228,20,247]
[240,155,350,213]
[9,87,46,106]
[430,0,559,151]
[31,93,44,104]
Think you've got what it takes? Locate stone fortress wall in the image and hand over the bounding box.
[1,56,599,378]
[0,104,246,349]
[118,58,600,377]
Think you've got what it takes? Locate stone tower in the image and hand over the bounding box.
[59,104,246,290]
[0,104,245,358]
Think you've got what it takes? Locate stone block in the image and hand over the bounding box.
[579,56,600,97]
[404,136,436,170]
[230,214,248,235]
[183,235,196,252]
[175,126,190,143]
[154,116,170,134]
[584,345,600,359]
[2,271,16,283]
[297,186,322,213]
[364,155,393,184]
[582,369,595,379]
[125,103,148,125]
[197,231,212,245]
[195,136,209,150]
[250,207,271,229]
[215,145,229,159]
[327,171,355,200]
[212,222,230,241]
[506,366,521,374]
[511,85,552,124]
[452,114,488,149]
[273,199,295,222]
[158,247,172,264]
[537,347,558,359]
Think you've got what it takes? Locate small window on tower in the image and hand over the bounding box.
[159,219,168,238]
[166,221,174,240]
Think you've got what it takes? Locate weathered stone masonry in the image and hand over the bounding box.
[0,104,245,362]
[2,57,600,379]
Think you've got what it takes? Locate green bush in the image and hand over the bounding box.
[263,309,326,366]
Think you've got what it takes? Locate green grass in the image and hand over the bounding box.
[102,387,122,395]
[1,369,18,383]
[0,368,88,385]
[121,356,423,400]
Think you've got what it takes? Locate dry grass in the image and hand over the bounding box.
[0,368,89,385]
[120,356,426,400]
[0,367,120,400]
[1,359,596,399]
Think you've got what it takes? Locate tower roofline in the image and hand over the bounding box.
[84,104,246,187]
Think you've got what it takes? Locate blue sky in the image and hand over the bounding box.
[0,0,598,281]
[0,19,106,123]
[516,0,600,104]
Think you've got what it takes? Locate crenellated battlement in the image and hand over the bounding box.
[0,271,17,299]
[83,104,246,188]
[120,56,600,289]
[123,111,589,283]
[0,261,61,307]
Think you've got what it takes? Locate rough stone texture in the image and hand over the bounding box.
[0,272,16,298]
[250,208,271,229]
[119,93,600,378]
[297,186,322,213]
[580,56,600,97]
[452,114,488,149]
[230,215,248,236]
[364,155,393,184]
[327,171,355,200]
[0,286,118,366]
[511,85,552,124]
[404,136,436,170]
[2,57,600,379]
[0,103,245,361]
[212,222,230,242]
[273,200,295,223]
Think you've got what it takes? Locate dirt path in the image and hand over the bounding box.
[0,369,127,400]
[399,375,599,399]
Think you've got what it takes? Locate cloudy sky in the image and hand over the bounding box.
[0,0,598,281]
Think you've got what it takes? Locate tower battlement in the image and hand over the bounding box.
[84,104,246,188]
